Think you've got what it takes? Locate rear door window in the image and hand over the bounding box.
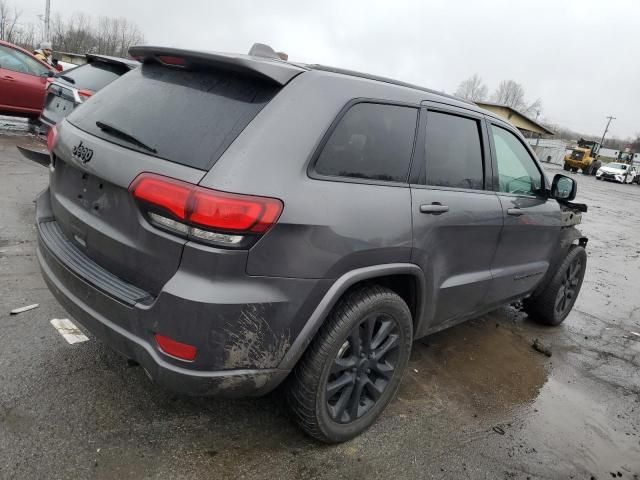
[67,63,280,170]
[58,62,128,91]
[419,111,485,190]
[314,102,418,183]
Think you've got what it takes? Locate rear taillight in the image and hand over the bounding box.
[47,125,58,152]
[129,173,283,248]
[77,89,94,102]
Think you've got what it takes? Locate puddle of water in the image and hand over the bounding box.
[391,315,639,476]
[524,376,640,476]
[397,318,548,414]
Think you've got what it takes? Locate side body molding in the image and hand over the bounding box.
[277,263,425,371]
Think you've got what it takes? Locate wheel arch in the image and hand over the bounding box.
[531,227,587,298]
[277,263,426,372]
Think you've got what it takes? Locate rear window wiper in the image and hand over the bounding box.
[95,121,157,154]
[59,74,76,85]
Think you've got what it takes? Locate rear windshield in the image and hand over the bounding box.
[58,61,129,91]
[67,63,280,170]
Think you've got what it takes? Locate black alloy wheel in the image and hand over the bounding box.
[325,312,400,423]
[287,285,413,443]
[554,255,583,317]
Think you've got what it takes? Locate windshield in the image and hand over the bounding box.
[608,163,627,170]
[67,63,280,170]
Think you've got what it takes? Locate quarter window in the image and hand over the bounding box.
[421,111,484,190]
[491,125,543,195]
[315,103,418,183]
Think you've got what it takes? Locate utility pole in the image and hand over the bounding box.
[44,0,50,40]
[598,115,616,152]
[534,109,542,149]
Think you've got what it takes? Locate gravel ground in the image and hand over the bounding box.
[1,131,639,479]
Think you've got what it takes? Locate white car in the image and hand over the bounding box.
[595,162,637,183]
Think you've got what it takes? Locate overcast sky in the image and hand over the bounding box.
[15,0,640,138]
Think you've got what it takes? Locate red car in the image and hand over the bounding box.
[0,40,56,118]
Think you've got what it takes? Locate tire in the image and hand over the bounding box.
[596,176,601,180]
[571,167,578,173]
[563,164,570,171]
[287,285,413,443]
[524,245,587,326]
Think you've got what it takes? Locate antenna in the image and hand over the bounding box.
[248,43,286,61]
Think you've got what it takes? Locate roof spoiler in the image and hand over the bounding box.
[85,53,140,69]
[128,45,305,86]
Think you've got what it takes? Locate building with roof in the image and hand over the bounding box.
[475,101,554,137]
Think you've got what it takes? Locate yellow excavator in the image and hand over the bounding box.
[563,139,602,175]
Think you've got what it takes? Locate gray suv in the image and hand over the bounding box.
[36,44,587,443]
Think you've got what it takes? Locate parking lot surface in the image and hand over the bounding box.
[1,132,639,479]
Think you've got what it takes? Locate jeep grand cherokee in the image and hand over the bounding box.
[35,43,587,443]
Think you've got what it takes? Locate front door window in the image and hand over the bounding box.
[491,125,543,195]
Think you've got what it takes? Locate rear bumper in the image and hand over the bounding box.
[36,188,327,397]
[38,244,284,396]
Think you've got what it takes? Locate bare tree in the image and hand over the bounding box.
[455,74,488,102]
[524,97,543,118]
[1,0,144,56]
[0,0,21,42]
[52,13,95,53]
[96,16,143,56]
[491,79,542,117]
[492,80,525,109]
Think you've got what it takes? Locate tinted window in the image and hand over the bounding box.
[491,125,543,195]
[421,111,484,190]
[315,103,418,182]
[0,45,49,76]
[59,61,128,91]
[67,63,279,170]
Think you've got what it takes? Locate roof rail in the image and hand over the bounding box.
[305,64,474,105]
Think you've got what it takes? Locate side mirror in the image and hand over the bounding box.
[47,70,55,77]
[551,174,577,201]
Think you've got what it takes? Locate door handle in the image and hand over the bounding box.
[507,208,525,216]
[420,203,449,214]
[2,75,16,81]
